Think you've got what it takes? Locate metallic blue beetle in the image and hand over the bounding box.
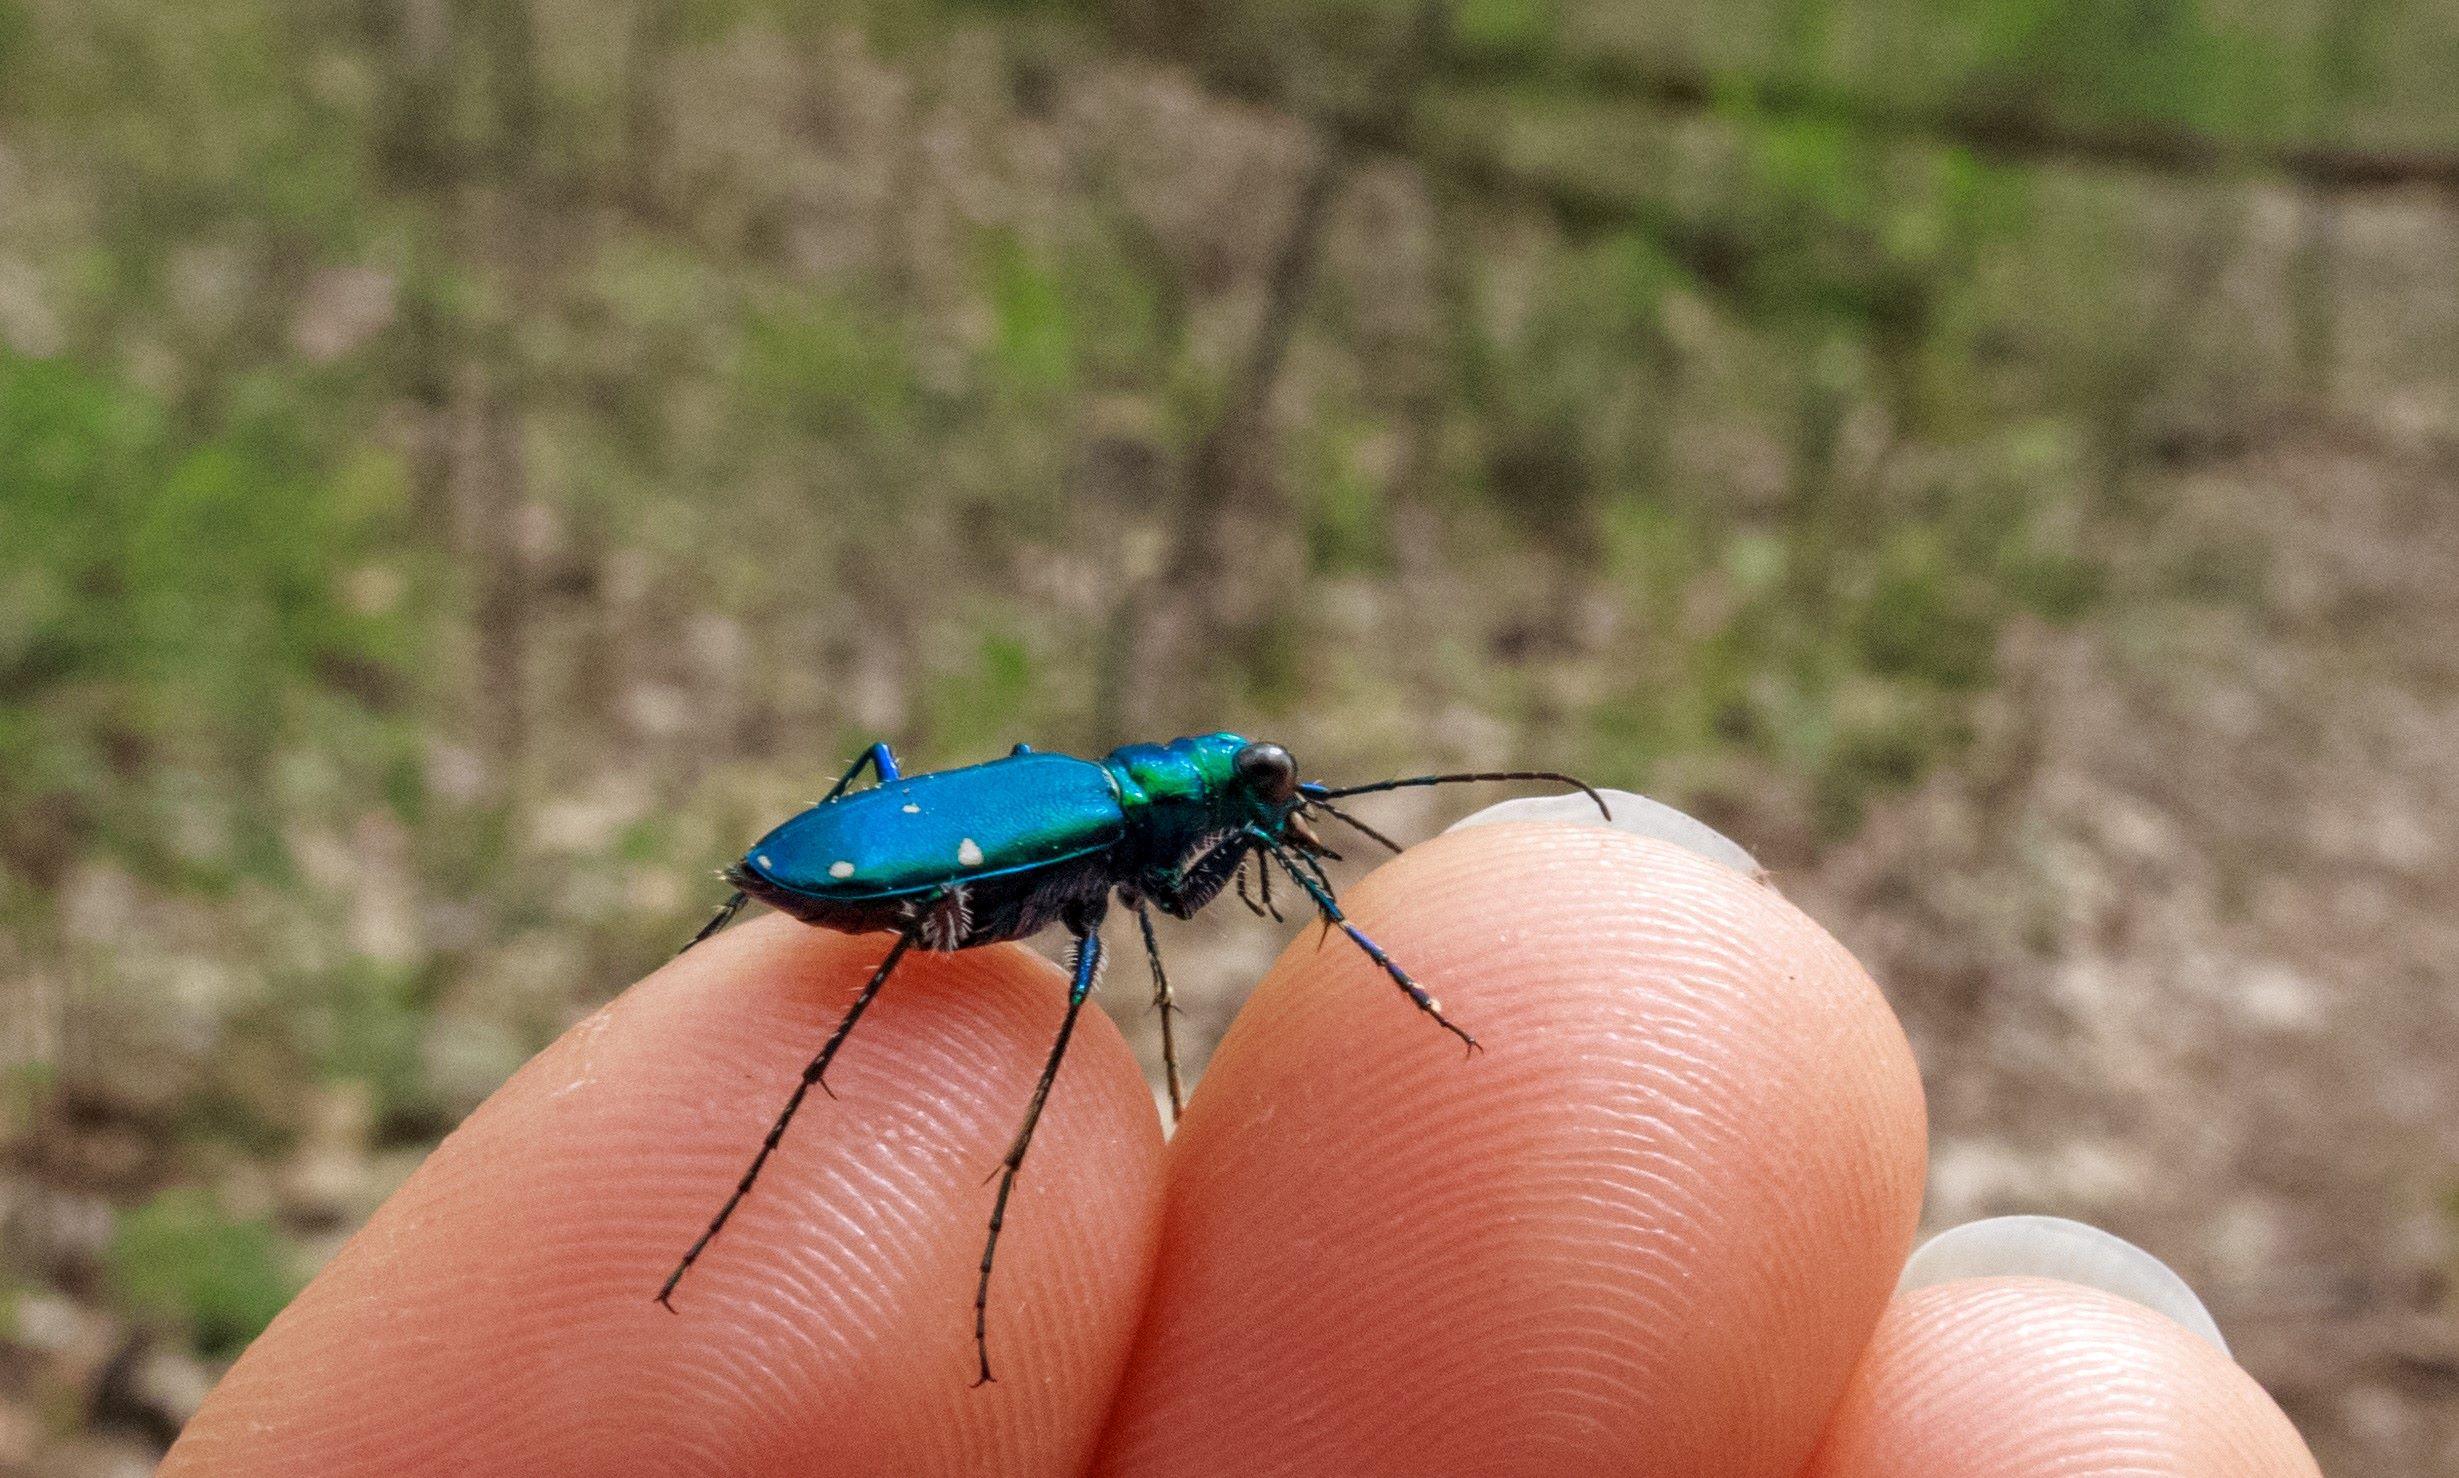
[659,733,1601,1383]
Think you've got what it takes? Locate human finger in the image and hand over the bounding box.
[1803,1278,2321,1477]
[1091,821,1928,1476]
[165,915,1166,1476]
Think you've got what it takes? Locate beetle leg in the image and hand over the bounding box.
[1131,899,1184,1122]
[1231,854,1282,921]
[820,741,900,802]
[921,885,973,951]
[657,927,920,1312]
[1282,845,1338,946]
[676,888,749,956]
[974,921,1105,1385]
[1290,844,1337,899]
[1152,833,1254,920]
[1250,830,1479,1054]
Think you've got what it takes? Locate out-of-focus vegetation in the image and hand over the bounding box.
[103,1189,297,1363]
[4,0,2457,1470]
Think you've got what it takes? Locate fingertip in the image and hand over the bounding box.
[1097,822,1927,1476]
[167,917,1165,1476]
[1806,1278,2321,1477]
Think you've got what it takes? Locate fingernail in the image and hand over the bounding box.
[1446,789,1766,881]
[1899,1215,2230,1355]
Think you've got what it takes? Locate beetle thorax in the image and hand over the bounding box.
[1101,732,1293,868]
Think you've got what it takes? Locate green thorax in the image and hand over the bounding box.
[1101,732,1281,867]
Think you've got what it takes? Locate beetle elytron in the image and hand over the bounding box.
[658,733,1603,1383]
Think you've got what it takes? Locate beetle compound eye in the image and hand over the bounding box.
[1234,741,1299,802]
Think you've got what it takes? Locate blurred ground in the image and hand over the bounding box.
[4,2,2457,1472]
[1810,414,2459,1474]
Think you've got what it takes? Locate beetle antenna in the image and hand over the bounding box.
[1306,770,1610,821]
[1304,797,1404,855]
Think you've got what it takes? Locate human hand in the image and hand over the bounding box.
[161,818,2320,1475]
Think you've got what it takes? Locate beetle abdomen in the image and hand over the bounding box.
[735,751,1126,904]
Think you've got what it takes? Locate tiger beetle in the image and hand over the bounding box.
[658,732,1604,1384]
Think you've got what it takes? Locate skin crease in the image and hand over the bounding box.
[162,923,1168,1477]
[1805,1279,2325,1478]
[162,822,2324,1475]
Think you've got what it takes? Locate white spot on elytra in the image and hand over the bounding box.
[958,838,984,867]
[829,860,855,879]
[757,854,774,868]
[902,803,921,814]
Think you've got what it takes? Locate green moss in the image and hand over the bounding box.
[920,629,1038,758]
[735,290,917,438]
[1304,420,1394,576]
[297,959,432,1127]
[108,1188,300,1359]
[979,230,1077,398]
[1855,529,1999,692]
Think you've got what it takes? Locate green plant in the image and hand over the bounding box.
[107,1188,300,1358]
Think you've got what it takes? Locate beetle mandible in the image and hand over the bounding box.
[658,732,1604,1384]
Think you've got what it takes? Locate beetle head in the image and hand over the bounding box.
[1229,739,1339,854]
[1232,740,1298,805]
